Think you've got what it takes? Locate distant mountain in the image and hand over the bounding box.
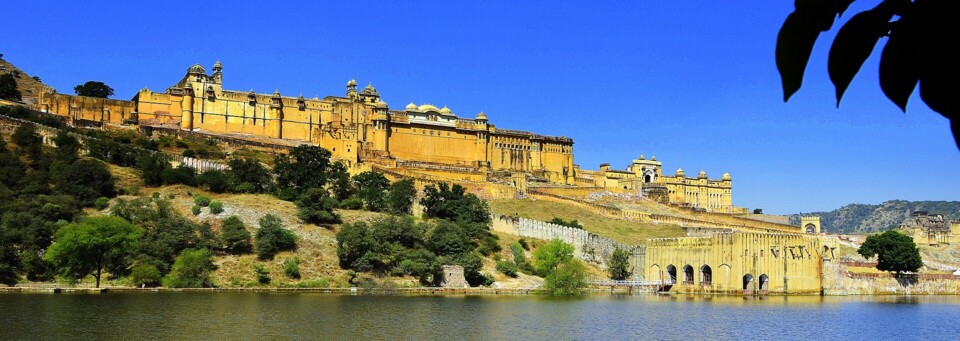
[787,200,960,234]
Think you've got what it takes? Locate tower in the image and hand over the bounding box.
[801,216,821,234]
[346,79,358,100]
[270,90,283,139]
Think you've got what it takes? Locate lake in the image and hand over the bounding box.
[1,292,958,340]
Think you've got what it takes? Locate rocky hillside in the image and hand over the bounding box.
[0,55,52,104]
[788,200,960,234]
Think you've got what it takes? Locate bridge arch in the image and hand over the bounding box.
[682,265,694,285]
[758,274,769,294]
[666,265,677,284]
[700,265,713,286]
[743,273,754,294]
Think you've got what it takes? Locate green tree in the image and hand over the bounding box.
[421,183,491,225]
[51,131,81,163]
[273,145,338,196]
[11,124,41,153]
[162,248,214,288]
[283,257,301,279]
[197,169,230,193]
[255,214,297,260]
[387,179,417,215]
[542,258,588,296]
[0,74,20,101]
[295,188,341,225]
[44,216,142,288]
[161,164,196,186]
[73,81,114,98]
[111,197,211,274]
[335,221,373,269]
[608,248,632,280]
[220,216,252,254]
[549,217,583,229]
[53,158,115,206]
[777,0,960,149]
[227,157,272,193]
[136,152,170,186]
[857,230,923,275]
[532,239,575,277]
[130,264,162,287]
[352,171,390,212]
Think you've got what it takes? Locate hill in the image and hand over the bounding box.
[0,55,52,104]
[788,200,960,234]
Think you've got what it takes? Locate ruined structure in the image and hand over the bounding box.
[903,211,960,246]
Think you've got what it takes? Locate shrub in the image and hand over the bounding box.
[94,197,110,210]
[255,264,271,285]
[283,257,301,279]
[193,194,211,207]
[182,149,196,158]
[608,248,632,280]
[196,170,230,193]
[191,205,201,215]
[255,214,297,260]
[130,264,162,287]
[518,239,529,250]
[220,216,252,254]
[339,196,363,210]
[162,248,214,288]
[477,235,502,256]
[208,201,224,214]
[152,192,161,199]
[496,260,518,277]
[295,188,341,225]
[161,165,196,186]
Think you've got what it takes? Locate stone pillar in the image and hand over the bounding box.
[181,88,194,131]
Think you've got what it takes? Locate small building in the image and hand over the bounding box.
[440,265,469,288]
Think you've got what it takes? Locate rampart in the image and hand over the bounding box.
[491,214,646,272]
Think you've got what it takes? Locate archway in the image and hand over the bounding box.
[805,224,816,234]
[700,265,713,286]
[666,265,677,285]
[758,274,769,294]
[683,265,694,285]
[742,274,754,294]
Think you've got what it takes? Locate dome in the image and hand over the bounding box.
[273,90,281,97]
[722,172,732,181]
[405,102,418,110]
[476,111,488,120]
[375,101,388,108]
[676,168,685,176]
[439,106,453,115]
[360,83,379,96]
[187,64,206,74]
[418,104,440,112]
[651,156,657,161]
[639,154,645,160]
[213,60,222,70]
[698,170,708,179]
[346,79,357,87]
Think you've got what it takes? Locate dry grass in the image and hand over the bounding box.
[489,198,685,245]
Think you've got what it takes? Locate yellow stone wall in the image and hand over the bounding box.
[645,232,839,294]
[38,92,136,125]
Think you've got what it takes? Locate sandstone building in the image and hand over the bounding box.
[34,61,738,211]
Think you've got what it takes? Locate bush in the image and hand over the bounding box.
[339,196,363,210]
[182,149,196,158]
[255,214,297,260]
[208,201,223,214]
[162,248,214,288]
[284,257,301,279]
[130,264,162,287]
[191,205,201,215]
[518,239,529,250]
[608,248,632,280]
[196,170,230,193]
[161,165,196,186]
[94,197,110,210]
[255,264,271,285]
[496,260,518,277]
[193,195,211,207]
[295,188,341,225]
[220,216,252,254]
[477,235,501,256]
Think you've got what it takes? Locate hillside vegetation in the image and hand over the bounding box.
[489,198,685,245]
[788,200,960,234]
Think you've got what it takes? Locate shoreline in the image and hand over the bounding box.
[2,286,957,296]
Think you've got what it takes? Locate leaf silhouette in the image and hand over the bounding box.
[879,20,919,112]
[829,2,897,106]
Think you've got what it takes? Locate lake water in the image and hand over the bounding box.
[2,292,958,340]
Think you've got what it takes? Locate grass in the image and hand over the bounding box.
[489,198,685,245]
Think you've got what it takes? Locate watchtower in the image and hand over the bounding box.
[801,216,821,234]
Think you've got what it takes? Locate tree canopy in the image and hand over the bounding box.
[73,81,114,98]
[44,216,142,288]
[857,230,923,275]
[0,74,21,101]
[777,0,960,149]
[421,183,491,225]
[608,248,632,280]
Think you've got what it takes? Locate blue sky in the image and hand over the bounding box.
[2,1,957,214]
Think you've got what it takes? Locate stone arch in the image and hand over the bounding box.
[758,274,769,294]
[700,265,713,286]
[682,264,694,285]
[805,224,817,234]
[743,273,754,294]
[666,265,677,284]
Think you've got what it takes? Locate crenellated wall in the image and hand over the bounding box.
[491,214,646,272]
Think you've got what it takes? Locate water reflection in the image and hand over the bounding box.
[1,293,959,340]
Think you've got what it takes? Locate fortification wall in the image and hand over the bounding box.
[491,214,646,271]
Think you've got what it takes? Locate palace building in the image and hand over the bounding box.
[34,61,739,212]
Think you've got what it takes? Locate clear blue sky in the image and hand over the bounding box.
[3,1,957,214]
